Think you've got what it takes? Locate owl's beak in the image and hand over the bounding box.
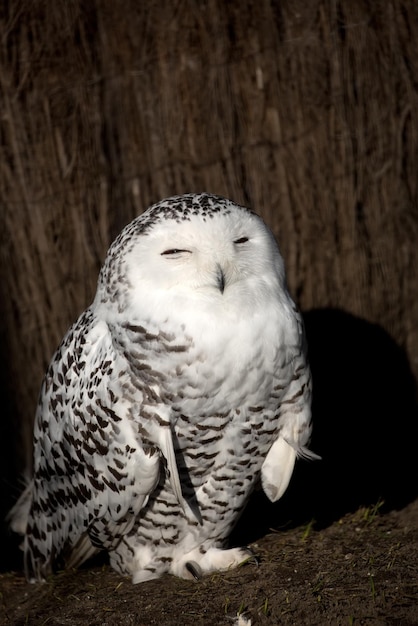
[216,265,226,294]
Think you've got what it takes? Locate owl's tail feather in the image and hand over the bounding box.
[296,445,321,461]
[8,480,33,537]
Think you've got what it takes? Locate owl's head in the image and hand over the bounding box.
[95,193,288,320]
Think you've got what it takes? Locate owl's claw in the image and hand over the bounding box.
[185,560,203,580]
[241,547,260,567]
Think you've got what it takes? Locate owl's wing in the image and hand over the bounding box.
[261,306,320,503]
[24,308,181,580]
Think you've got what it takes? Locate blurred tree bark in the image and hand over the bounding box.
[1,0,417,485]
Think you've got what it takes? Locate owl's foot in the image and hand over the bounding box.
[173,546,258,580]
[115,546,258,584]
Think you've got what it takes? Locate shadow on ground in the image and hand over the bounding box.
[232,307,418,545]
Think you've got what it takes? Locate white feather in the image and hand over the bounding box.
[261,437,297,503]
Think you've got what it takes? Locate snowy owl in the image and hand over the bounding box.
[10,192,317,584]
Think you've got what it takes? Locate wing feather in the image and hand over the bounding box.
[19,308,163,579]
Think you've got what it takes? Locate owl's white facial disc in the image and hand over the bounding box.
[96,193,287,321]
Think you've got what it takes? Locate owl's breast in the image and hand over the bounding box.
[119,292,297,416]
[158,305,291,415]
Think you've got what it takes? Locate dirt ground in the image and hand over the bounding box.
[1,495,417,626]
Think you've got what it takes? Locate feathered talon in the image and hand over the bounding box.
[186,561,203,580]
